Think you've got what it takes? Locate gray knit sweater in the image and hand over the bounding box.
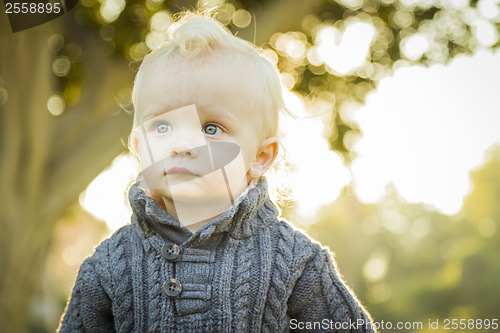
[59,178,376,332]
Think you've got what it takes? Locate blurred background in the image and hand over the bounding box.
[1,0,500,331]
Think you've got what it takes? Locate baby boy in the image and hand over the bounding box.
[59,11,376,333]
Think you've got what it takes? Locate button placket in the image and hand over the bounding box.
[161,245,214,303]
[162,243,183,298]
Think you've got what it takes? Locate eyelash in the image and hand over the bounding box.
[203,123,225,135]
[149,121,226,135]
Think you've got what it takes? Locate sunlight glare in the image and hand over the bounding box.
[317,22,376,75]
[80,154,139,233]
[281,91,351,220]
[352,50,500,214]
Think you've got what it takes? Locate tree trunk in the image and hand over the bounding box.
[0,15,134,332]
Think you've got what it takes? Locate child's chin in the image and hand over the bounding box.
[170,190,229,204]
[148,182,232,204]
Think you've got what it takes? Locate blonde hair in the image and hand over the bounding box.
[131,11,285,138]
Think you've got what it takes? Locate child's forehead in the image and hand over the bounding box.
[134,52,277,137]
[139,103,241,125]
[136,62,261,120]
[140,52,262,97]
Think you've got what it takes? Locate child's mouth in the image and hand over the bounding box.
[166,167,197,176]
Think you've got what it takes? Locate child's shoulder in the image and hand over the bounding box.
[272,218,324,248]
[86,224,139,264]
[268,218,326,266]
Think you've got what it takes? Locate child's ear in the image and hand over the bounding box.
[129,132,140,155]
[248,137,279,179]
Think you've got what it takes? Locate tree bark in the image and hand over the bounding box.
[0,15,134,332]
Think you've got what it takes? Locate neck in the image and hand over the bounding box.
[161,196,231,233]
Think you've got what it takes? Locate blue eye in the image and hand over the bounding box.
[203,124,222,136]
[155,122,171,134]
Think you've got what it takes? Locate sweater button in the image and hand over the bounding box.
[161,243,181,261]
[163,279,182,297]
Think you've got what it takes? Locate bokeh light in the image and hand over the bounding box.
[363,251,390,282]
[232,9,251,28]
[99,0,126,23]
[47,34,65,52]
[52,56,71,77]
[47,94,65,116]
[316,21,376,75]
[216,3,236,25]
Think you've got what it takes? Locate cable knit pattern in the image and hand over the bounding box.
[59,177,376,333]
[110,232,134,332]
[231,236,254,331]
[262,222,293,332]
[146,245,163,333]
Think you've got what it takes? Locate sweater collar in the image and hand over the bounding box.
[128,177,280,242]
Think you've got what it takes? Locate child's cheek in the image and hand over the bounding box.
[142,160,168,194]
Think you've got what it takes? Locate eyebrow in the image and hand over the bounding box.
[200,107,236,122]
[140,108,174,123]
[139,102,203,122]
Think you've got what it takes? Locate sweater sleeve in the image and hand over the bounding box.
[287,247,376,333]
[58,256,115,333]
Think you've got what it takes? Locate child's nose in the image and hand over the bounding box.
[170,146,196,158]
[168,134,203,159]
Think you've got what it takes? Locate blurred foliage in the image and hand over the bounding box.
[54,0,500,162]
[303,145,500,331]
